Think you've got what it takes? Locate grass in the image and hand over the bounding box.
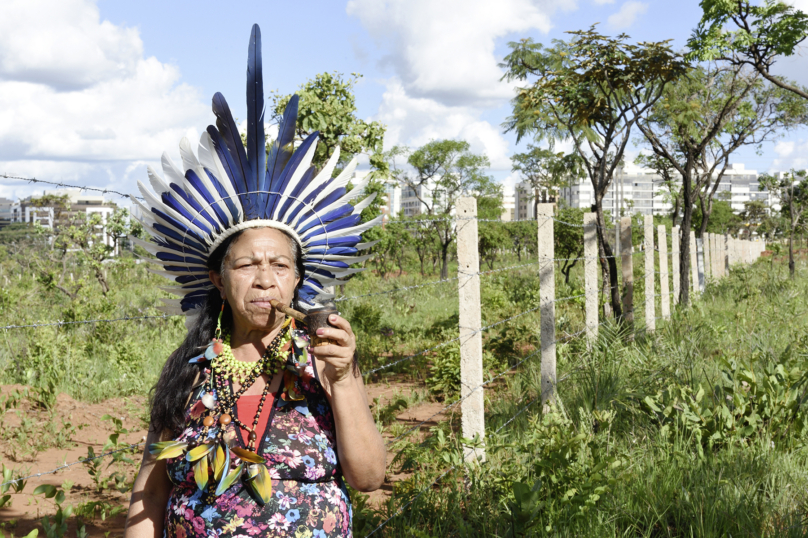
[2,230,807,536]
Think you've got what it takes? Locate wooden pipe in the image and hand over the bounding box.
[268,299,338,348]
[268,299,307,323]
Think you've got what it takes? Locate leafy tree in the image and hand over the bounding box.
[636,62,806,303]
[554,207,585,285]
[692,200,742,236]
[369,218,412,278]
[688,0,808,100]
[740,199,768,237]
[271,72,387,176]
[511,146,584,216]
[501,26,688,318]
[507,221,536,262]
[759,169,808,277]
[389,140,500,279]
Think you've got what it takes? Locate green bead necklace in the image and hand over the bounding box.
[211,321,292,384]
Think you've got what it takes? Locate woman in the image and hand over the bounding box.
[124,24,385,537]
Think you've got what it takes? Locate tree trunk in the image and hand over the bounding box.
[594,197,622,319]
[789,224,796,279]
[672,194,681,228]
[679,169,695,305]
[697,193,711,239]
[440,241,450,280]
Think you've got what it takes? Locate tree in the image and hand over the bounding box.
[507,221,536,262]
[477,192,508,270]
[635,62,806,304]
[692,199,742,235]
[555,207,585,284]
[501,26,688,319]
[389,140,500,279]
[741,199,768,237]
[759,170,808,277]
[271,72,387,175]
[511,146,583,216]
[688,0,808,100]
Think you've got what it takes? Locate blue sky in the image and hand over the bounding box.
[2,0,808,203]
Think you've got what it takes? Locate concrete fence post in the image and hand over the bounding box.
[671,226,680,306]
[689,231,699,298]
[703,233,712,283]
[644,216,655,332]
[456,197,484,462]
[584,213,598,343]
[620,216,634,326]
[697,237,706,292]
[658,225,670,320]
[537,204,556,410]
[723,233,729,276]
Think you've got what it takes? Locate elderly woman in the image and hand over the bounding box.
[123,25,385,538]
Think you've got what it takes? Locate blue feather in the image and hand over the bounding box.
[297,205,353,236]
[265,132,319,219]
[311,187,347,215]
[246,24,266,204]
[306,247,358,256]
[151,211,208,249]
[211,93,254,214]
[206,126,249,211]
[152,237,207,258]
[169,184,221,233]
[184,170,230,228]
[156,252,208,265]
[174,274,209,285]
[301,214,361,242]
[264,95,299,212]
[277,167,314,220]
[305,260,349,269]
[203,170,241,222]
[304,235,361,248]
[159,193,213,236]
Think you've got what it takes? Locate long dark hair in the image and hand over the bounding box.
[149,228,305,435]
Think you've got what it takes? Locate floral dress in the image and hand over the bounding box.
[163,324,352,537]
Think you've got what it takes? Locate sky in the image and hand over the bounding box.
[3,0,808,204]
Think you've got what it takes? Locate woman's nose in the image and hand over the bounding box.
[254,265,275,288]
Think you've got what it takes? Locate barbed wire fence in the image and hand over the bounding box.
[0,196,766,534]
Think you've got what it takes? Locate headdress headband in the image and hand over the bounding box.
[132,24,381,325]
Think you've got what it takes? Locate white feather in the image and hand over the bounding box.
[303,215,383,245]
[196,133,238,226]
[351,193,378,216]
[280,146,340,224]
[271,135,319,220]
[137,180,213,244]
[198,132,243,222]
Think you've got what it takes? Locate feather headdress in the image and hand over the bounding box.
[132,24,380,325]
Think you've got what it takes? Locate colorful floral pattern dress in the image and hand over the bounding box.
[163,323,352,537]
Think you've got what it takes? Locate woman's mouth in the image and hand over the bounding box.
[250,297,276,309]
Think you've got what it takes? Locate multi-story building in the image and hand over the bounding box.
[11,188,117,247]
[501,186,515,222]
[556,162,768,219]
[0,198,14,228]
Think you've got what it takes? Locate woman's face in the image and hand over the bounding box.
[210,227,300,332]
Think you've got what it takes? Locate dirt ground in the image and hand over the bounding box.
[0,379,459,537]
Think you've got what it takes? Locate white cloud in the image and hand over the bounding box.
[0,0,208,198]
[607,1,648,30]
[593,0,615,4]
[347,0,574,108]
[771,139,808,171]
[376,79,511,169]
[348,0,576,172]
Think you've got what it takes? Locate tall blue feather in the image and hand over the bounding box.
[211,93,255,215]
[266,133,319,218]
[263,95,299,218]
[246,24,266,206]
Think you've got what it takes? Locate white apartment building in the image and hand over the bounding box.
[501,186,515,222]
[556,162,769,219]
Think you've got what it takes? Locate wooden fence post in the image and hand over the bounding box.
[537,204,556,410]
[584,213,598,343]
[671,226,680,306]
[644,216,655,332]
[658,225,670,320]
[620,216,634,326]
[689,231,699,299]
[456,197,484,462]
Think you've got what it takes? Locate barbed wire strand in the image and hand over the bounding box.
[2,175,144,202]
[0,314,172,331]
[0,442,144,489]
